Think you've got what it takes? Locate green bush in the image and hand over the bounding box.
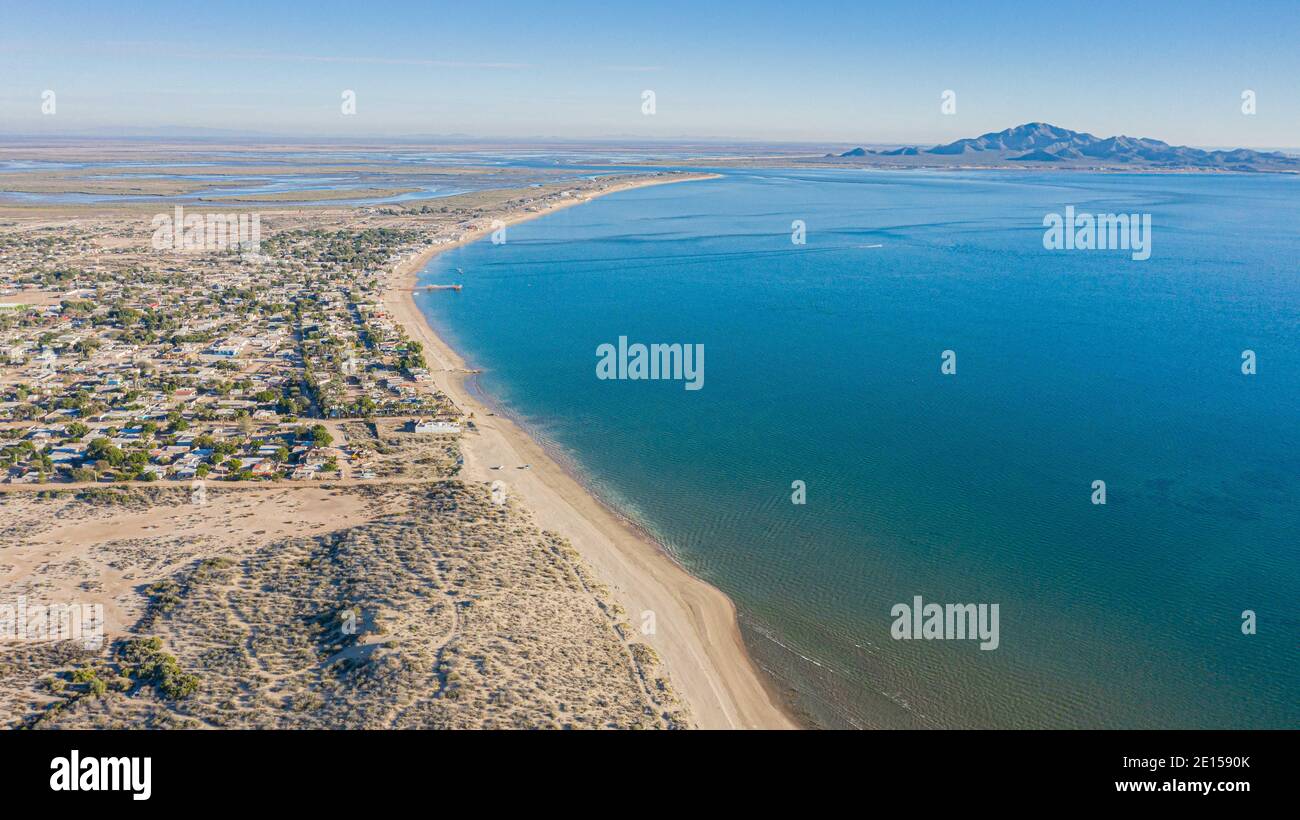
[119,637,199,700]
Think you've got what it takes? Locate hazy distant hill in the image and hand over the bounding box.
[836,123,1300,170]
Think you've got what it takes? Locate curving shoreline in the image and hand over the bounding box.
[381,173,799,729]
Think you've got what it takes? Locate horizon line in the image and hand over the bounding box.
[2,130,1297,154]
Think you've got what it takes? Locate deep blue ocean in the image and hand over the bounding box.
[415,169,1298,728]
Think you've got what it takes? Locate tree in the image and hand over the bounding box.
[86,437,124,466]
[73,339,101,359]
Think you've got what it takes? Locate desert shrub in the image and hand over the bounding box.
[119,637,200,700]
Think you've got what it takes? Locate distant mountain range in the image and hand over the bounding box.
[835,123,1300,171]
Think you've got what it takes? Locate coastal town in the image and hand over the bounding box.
[0,176,677,488]
[0,162,771,733]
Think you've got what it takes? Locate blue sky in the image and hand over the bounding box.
[2,0,1297,147]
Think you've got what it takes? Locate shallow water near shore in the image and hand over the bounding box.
[415,169,1299,729]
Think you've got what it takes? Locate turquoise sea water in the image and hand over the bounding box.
[415,170,1298,729]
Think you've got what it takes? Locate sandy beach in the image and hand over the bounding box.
[382,174,798,729]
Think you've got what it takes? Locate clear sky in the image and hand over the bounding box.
[2,0,1297,147]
